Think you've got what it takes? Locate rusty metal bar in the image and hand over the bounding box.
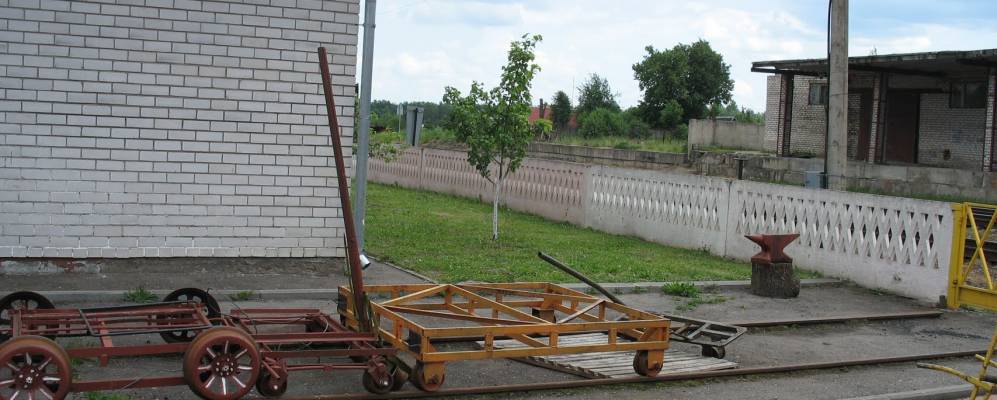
[298,349,988,400]
[318,46,369,332]
[537,252,625,305]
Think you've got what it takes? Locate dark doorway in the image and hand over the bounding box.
[855,90,873,161]
[883,91,920,164]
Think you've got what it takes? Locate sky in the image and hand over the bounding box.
[359,0,997,112]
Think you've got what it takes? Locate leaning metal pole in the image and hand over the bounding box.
[353,0,377,251]
[538,252,625,305]
[318,46,369,332]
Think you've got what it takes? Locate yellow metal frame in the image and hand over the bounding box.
[918,324,997,399]
[948,203,997,311]
[339,282,670,386]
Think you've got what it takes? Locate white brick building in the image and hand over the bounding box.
[0,0,359,260]
[755,49,997,173]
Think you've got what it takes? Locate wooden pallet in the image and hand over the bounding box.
[477,332,737,379]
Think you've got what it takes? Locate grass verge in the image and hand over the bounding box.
[367,183,768,283]
[550,136,687,153]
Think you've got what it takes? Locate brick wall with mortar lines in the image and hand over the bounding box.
[787,75,825,156]
[917,93,985,169]
[763,75,780,153]
[0,0,359,258]
[767,73,988,170]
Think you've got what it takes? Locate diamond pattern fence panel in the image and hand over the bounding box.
[726,180,954,300]
[583,166,731,254]
[368,147,956,301]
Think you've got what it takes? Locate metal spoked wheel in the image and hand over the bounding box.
[0,292,55,343]
[183,327,260,400]
[0,336,72,400]
[160,288,221,343]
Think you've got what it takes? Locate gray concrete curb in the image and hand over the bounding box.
[838,385,970,400]
[27,278,841,304]
[561,278,841,293]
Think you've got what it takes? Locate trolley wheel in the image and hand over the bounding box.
[0,336,72,400]
[255,369,288,398]
[391,367,409,391]
[0,291,55,342]
[410,362,445,392]
[633,350,663,377]
[160,288,221,344]
[362,367,394,395]
[183,326,260,400]
[701,345,725,359]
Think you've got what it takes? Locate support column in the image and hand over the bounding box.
[868,73,887,163]
[826,0,849,190]
[985,69,996,172]
[776,74,795,157]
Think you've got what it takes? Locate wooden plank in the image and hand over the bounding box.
[476,332,736,379]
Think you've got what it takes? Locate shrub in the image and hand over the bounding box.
[662,282,699,298]
[369,130,405,162]
[657,99,684,130]
[578,107,626,138]
[623,113,651,139]
[419,126,457,144]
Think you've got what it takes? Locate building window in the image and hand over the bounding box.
[950,81,987,108]
[809,83,829,105]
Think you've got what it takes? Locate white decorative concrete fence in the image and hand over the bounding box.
[370,147,954,302]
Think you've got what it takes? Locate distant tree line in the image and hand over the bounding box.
[540,39,762,142]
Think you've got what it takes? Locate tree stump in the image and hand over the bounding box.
[745,234,801,299]
[751,262,800,298]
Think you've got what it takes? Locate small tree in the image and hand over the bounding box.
[443,34,542,241]
[550,90,573,132]
[576,73,620,116]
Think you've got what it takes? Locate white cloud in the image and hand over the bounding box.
[361,1,997,112]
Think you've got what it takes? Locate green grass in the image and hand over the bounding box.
[122,287,157,303]
[366,183,754,283]
[419,126,458,145]
[229,290,255,301]
[662,282,700,298]
[551,136,687,153]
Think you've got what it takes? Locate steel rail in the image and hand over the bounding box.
[294,349,986,400]
[729,310,943,327]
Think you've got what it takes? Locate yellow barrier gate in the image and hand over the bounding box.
[948,203,997,311]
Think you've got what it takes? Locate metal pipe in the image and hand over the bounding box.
[298,349,986,400]
[318,47,369,332]
[537,252,625,305]
[353,0,377,251]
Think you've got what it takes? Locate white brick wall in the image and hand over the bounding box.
[0,0,359,259]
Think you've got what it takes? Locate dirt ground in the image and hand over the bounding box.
[1,265,995,400]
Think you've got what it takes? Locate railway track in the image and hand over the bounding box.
[302,349,985,400]
[298,310,961,400]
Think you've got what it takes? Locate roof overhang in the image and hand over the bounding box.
[752,48,997,78]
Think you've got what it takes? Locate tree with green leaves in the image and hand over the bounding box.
[575,73,620,116]
[550,90,572,132]
[442,34,542,241]
[632,40,734,129]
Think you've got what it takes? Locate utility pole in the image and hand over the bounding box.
[353,0,376,251]
[826,0,848,190]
